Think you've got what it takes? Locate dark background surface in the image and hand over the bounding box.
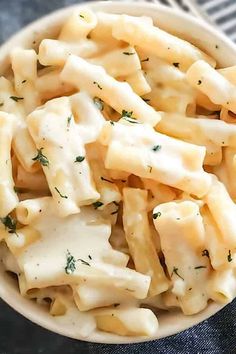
[0,0,236,353]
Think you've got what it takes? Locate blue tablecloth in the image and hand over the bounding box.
[0,0,235,353]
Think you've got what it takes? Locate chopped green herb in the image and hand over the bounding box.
[141,58,149,62]
[88,255,92,260]
[74,156,85,163]
[79,14,85,18]
[123,52,135,56]
[67,115,72,129]
[109,121,115,126]
[202,249,209,258]
[228,250,233,262]
[122,110,133,118]
[93,97,104,111]
[173,62,179,68]
[21,80,27,84]
[65,250,76,274]
[153,212,161,219]
[54,187,68,199]
[215,45,219,49]
[93,201,104,209]
[32,148,49,167]
[0,102,4,107]
[0,215,18,236]
[147,165,152,173]
[197,80,202,85]
[78,259,90,266]
[194,266,207,270]
[121,110,139,124]
[176,218,180,220]
[100,176,114,184]
[10,96,24,102]
[93,81,102,90]
[152,145,162,152]
[171,267,184,281]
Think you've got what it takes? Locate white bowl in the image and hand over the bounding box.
[0,1,236,345]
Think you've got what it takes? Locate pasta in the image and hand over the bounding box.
[0,7,236,339]
[99,121,211,197]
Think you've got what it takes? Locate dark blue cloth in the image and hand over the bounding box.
[0,0,235,353]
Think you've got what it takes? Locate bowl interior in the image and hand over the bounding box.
[0,0,235,344]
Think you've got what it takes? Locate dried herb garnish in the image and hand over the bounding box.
[100,176,114,184]
[32,148,49,167]
[153,212,161,219]
[228,250,233,262]
[65,250,76,274]
[171,267,184,281]
[74,156,85,163]
[93,81,102,90]
[194,266,207,270]
[77,259,90,266]
[93,201,104,209]
[10,96,24,102]
[54,187,68,199]
[152,145,162,152]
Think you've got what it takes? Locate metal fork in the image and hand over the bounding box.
[139,0,236,42]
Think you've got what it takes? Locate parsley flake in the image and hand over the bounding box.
[93,81,102,90]
[152,145,162,152]
[153,212,161,219]
[54,187,68,199]
[100,176,114,184]
[67,115,72,129]
[32,148,49,167]
[141,58,149,62]
[10,96,24,102]
[21,80,27,84]
[171,267,184,281]
[173,62,180,68]
[0,215,18,236]
[0,102,4,107]
[109,121,115,126]
[121,110,139,124]
[123,52,135,56]
[65,250,76,274]
[78,259,90,266]
[93,201,104,209]
[74,156,85,163]
[228,250,233,262]
[197,80,202,85]
[79,14,85,18]
[194,266,207,270]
